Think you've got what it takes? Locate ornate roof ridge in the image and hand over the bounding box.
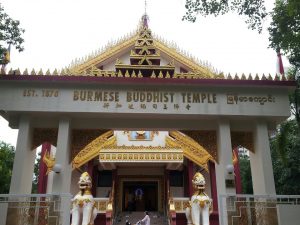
[1,67,291,82]
[152,33,218,74]
[65,26,218,75]
[68,29,139,73]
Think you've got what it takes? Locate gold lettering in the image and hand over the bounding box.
[80,90,86,101]
[87,91,93,101]
[109,92,114,101]
[207,93,212,103]
[192,93,200,103]
[103,92,108,101]
[163,93,169,102]
[127,92,132,102]
[201,93,206,102]
[146,93,152,102]
[115,92,119,102]
[181,93,186,103]
[213,94,217,103]
[140,92,146,102]
[187,93,191,103]
[73,91,79,101]
[94,91,102,101]
[169,93,174,103]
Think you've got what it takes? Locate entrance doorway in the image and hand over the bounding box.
[123,181,158,211]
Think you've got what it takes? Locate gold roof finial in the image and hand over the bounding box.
[140,0,149,29]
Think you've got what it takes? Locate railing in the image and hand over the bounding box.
[94,197,110,213]
[219,194,300,225]
[0,193,72,225]
[172,197,190,213]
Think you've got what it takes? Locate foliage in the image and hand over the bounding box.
[268,0,300,68]
[0,141,15,193]
[182,0,267,33]
[239,155,253,194]
[0,4,25,64]
[32,152,41,193]
[270,119,300,194]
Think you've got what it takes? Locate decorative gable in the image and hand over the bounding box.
[67,16,217,79]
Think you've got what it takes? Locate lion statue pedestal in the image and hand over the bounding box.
[185,172,212,225]
[71,172,98,225]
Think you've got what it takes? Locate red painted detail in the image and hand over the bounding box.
[92,165,98,196]
[209,161,218,213]
[233,147,242,194]
[105,211,112,225]
[210,211,220,225]
[170,211,177,225]
[277,50,285,75]
[0,75,295,87]
[87,161,94,177]
[187,160,194,197]
[38,142,51,194]
[94,213,106,225]
[165,169,170,204]
[175,213,186,225]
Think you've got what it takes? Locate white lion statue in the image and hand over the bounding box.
[71,172,98,225]
[185,172,212,225]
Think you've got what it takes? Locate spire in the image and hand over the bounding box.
[141,0,149,28]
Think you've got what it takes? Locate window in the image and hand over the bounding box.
[169,171,183,187]
[97,170,112,187]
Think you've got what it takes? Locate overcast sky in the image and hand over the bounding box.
[0,0,287,146]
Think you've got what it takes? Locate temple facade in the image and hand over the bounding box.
[0,15,296,225]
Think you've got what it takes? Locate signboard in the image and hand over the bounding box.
[0,85,290,117]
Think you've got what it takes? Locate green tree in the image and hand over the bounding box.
[32,152,41,193]
[268,0,300,68]
[239,155,253,194]
[183,0,267,32]
[0,4,25,65]
[270,119,300,194]
[0,141,15,193]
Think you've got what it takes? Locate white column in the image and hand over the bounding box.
[46,146,56,193]
[215,120,233,195]
[215,120,233,225]
[9,115,36,194]
[52,118,72,193]
[250,120,276,195]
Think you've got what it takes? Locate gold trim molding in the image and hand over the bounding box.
[99,151,183,163]
[169,131,214,171]
[72,130,115,169]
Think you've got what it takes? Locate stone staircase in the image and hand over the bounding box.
[113,211,168,225]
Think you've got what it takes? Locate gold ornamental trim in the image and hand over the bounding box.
[169,131,214,171]
[42,151,55,175]
[72,130,115,169]
[154,40,215,78]
[99,151,183,162]
[101,146,182,152]
[70,34,139,74]
[72,130,214,170]
[67,26,215,77]
[172,197,190,213]
[94,198,110,213]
